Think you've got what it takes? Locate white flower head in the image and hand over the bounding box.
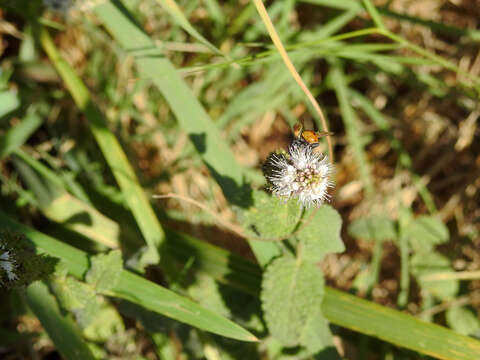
[263,139,334,208]
[0,250,18,281]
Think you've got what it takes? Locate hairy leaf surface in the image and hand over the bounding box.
[296,205,344,263]
[299,311,337,356]
[86,250,123,293]
[261,256,325,346]
[407,216,449,253]
[241,191,302,239]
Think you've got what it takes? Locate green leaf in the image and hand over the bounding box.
[155,0,224,56]
[86,250,123,293]
[83,302,125,342]
[361,0,386,30]
[348,215,396,242]
[406,216,449,253]
[13,149,120,249]
[240,191,302,239]
[349,89,437,213]
[39,27,163,264]
[93,2,246,206]
[0,112,43,158]
[42,192,120,249]
[0,212,257,342]
[446,306,480,336]
[26,281,96,360]
[299,311,337,357]
[261,256,325,346]
[296,205,344,263]
[94,0,281,266]
[50,274,96,313]
[330,64,374,197]
[49,264,100,327]
[163,228,263,296]
[73,298,103,329]
[0,90,20,119]
[301,0,480,41]
[351,267,371,293]
[323,287,480,360]
[162,222,480,360]
[411,252,458,300]
[187,273,231,318]
[117,301,173,334]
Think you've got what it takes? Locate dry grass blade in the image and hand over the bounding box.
[421,271,480,281]
[251,0,334,161]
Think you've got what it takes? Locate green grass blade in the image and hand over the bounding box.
[155,0,225,56]
[0,112,42,158]
[330,64,374,197]
[311,8,362,39]
[0,212,258,342]
[162,227,480,360]
[114,270,257,342]
[38,26,164,262]
[0,90,20,119]
[397,207,411,307]
[13,148,65,187]
[92,1,281,264]
[379,29,476,84]
[164,229,263,295]
[378,7,480,41]
[14,144,262,293]
[203,0,226,29]
[300,0,361,11]
[361,0,386,31]
[11,153,58,207]
[348,89,437,213]
[322,288,480,360]
[300,0,480,41]
[180,31,431,74]
[42,193,120,249]
[215,11,360,134]
[94,1,244,202]
[13,147,120,249]
[12,146,268,284]
[25,281,96,360]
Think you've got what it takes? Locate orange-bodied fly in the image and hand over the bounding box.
[293,120,332,145]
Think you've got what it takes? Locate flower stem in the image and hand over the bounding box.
[251,0,334,162]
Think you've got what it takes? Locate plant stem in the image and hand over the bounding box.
[251,0,334,162]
